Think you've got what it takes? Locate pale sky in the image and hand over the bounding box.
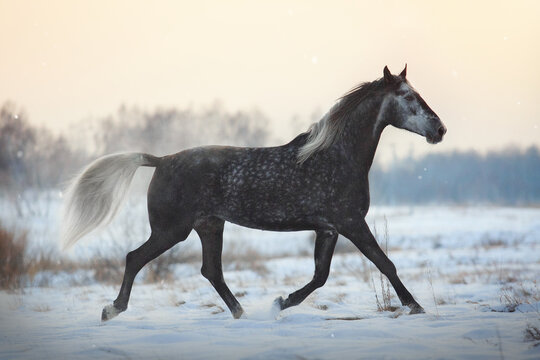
[1,0,539,161]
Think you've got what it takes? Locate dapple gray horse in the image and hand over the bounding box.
[61,65,446,321]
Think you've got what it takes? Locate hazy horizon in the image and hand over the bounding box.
[1,0,539,162]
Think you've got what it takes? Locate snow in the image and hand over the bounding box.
[1,194,539,359]
[1,282,539,359]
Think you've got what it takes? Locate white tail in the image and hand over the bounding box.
[60,152,159,249]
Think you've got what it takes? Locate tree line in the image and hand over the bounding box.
[369,147,540,205]
[1,101,539,205]
[0,101,269,192]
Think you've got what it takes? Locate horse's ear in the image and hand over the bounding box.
[399,64,407,79]
[383,66,394,84]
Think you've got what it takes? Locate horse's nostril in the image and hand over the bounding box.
[438,126,446,137]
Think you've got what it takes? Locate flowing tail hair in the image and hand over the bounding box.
[61,152,160,249]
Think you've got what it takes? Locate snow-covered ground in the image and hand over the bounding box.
[1,193,539,359]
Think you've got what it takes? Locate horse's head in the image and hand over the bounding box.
[381,65,446,144]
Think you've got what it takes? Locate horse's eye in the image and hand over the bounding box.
[405,95,414,102]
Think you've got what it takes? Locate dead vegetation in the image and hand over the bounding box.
[425,267,440,317]
[443,265,525,286]
[32,304,51,312]
[0,223,27,290]
[371,218,398,312]
[524,324,540,347]
[0,221,280,289]
[499,281,539,312]
[222,242,270,276]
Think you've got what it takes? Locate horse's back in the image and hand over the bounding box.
[145,141,324,230]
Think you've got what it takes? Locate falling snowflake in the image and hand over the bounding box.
[311,56,318,64]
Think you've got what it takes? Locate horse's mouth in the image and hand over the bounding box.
[426,124,447,144]
[426,135,442,144]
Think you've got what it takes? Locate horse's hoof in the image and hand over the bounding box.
[273,296,285,311]
[232,308,245,319]
[101,304,122,322]
[408,304,425,315]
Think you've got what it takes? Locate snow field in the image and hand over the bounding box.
[0,193,539,359]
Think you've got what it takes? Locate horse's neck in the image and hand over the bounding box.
[339,98,386,172]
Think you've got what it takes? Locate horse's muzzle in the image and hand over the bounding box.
[426,121,447,144]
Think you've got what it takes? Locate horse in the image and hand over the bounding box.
[61,65,447,321]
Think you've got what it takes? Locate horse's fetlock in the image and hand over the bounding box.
[113,300,127,312]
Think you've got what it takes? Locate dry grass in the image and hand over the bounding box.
[330,293,347,304]
[26,250,78,279]
[200,302,225,314]
[443,266,524,286]
[0,216,309,288]
[371,273,397,312]
[143,250,180,284]
[211,306,225,314]
[499,281,539,312]
[524,324,540,347]
[222,242,269,276]
[341,255,371,283]
[0,223,27,290]
[370,218,398,312]
[0,225,180,287]
[426,267,440,317]
[32,304,51,312]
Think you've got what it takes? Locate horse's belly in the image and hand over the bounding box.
[217,202,330,232]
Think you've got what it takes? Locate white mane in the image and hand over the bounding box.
[296,78,387,164]
[297,103,343,164]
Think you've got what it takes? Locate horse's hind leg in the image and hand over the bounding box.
[275,230,338,311]
[194,217,244,319]
[101,227,191,321]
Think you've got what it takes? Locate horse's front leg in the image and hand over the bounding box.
[339,220,424,314]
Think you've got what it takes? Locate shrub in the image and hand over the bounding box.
[0,223,27,289]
